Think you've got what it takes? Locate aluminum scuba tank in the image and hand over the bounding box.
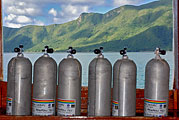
[32,46,57,116]
[112,48,137,116]
[144,48,170,117]
[6,45,32,115]
[88,47,112,116]
[57,47,82,116]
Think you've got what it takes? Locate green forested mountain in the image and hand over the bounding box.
[3,0,173,52]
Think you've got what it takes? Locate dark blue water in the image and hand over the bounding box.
[3,52,174,89]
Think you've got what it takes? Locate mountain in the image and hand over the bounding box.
[3,0,173,52]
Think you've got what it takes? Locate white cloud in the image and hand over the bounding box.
[5,22,23,28]
[49,4,89,24]
[4,14,16,21]
[62,4,88,15]
[4,0,41,16]
[16,16,32,23]
[48,8,57,17]
[113,0,156,7]
[34,19,45,26]
[6,5,40,16]
[3,0,107,27]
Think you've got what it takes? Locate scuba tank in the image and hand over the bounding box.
[144,48,170,117]
[6,45,32,115]
[32,46,57,116]
[88,47,112,116]
[112,48,137,116]
[57,47,82,116]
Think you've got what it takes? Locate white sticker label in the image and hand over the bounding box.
[144,98,167,117]
[6,97,12,115]
[32,98,55,116]
[57,98,76,116]
[112,100,119,116]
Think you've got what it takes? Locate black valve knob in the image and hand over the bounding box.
[47,48,54,53]
[159,49,166,55]
[120,48,127,55]
[120,50,126,55]
[19,44,23,48]
[67,46,76,55]
[14,44,24,53]
[99,46,103,50]
[14,48,20,52]
[94,47,103,54]
[69,46,73,50]
[42,46,54,53]
[45,46,49,49]
[71,49,76,54]
[94,49,101,54]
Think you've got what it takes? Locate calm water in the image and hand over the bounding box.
[3,52,174,89]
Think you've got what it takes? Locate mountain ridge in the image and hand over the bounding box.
[3,0,173,52]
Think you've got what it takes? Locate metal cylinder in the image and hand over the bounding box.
[6,45,32,115]
[144,48,170,117]
[88,47,112,116]
[112,48,137,116]
[32,46,57,116]
[57,47,82,116]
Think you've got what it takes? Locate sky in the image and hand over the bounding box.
[2,0,157,28]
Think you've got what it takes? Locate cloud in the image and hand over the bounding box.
[33,19,45,26]
[5,14,32,23]
[4,14,16,21]
[54,4,89,23]
[113,0,156,7]
[48,8,57,17]
[2,0,107,27]
[4,13,44,28]
[5,22,23,28]
[4,1,41,16]
[16,16,32,23]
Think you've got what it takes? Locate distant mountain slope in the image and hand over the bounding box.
[3,0,173,52]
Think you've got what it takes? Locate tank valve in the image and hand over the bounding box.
[42,46,54,54]
[14,44,24,57]
[120,48,128,59]
[155,48,166,59]
[94,47,103,55]
[155,48,166,55]
[67,47,76,58]
[120,48,127,56]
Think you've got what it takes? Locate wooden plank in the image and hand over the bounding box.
[0,115,178,120]
[173,0,179,110]
[0,0,2,81]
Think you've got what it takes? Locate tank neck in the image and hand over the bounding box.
[43,53,49,57]
[17,53,24,57]
[67,54,74,58]
[155,54,162,60]
[122,55,128,59]
[97,54,104,58]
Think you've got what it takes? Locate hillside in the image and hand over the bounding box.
[3,0,173,52]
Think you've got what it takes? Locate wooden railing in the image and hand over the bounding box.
[0,81,178,119]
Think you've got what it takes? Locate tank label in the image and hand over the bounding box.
[57,98,76,116]
[6,97,12,115]
[32,98,55,116]
[112,100,119,116]
[144,98,167,117]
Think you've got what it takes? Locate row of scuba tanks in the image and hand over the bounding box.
[6,45,170,117]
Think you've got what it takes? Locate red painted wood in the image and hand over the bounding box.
[0,0,2,81]
[0,81,177,117]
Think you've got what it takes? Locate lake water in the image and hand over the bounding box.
[3,52,174,89]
